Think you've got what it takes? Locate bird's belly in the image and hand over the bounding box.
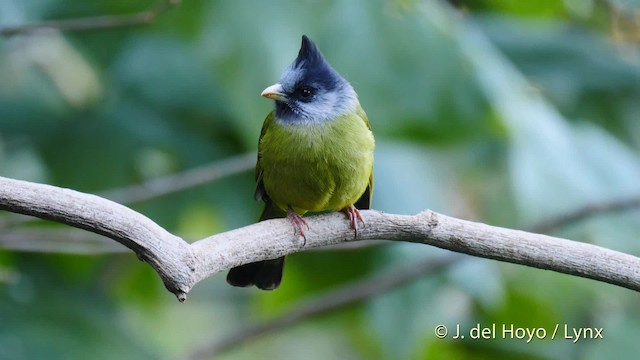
[260,123,373,213]
[262,151,369,213]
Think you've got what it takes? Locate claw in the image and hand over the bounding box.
[287,206,309,246]
[342,205,364,238]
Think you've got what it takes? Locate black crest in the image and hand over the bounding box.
[290,35,342,94]
[294,35,324,69]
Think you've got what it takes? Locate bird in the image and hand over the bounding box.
[226,35,374,290]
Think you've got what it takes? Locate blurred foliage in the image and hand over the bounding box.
[1,0,640,359]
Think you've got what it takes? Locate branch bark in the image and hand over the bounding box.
[0,176,195,300]
[1,175,640,302]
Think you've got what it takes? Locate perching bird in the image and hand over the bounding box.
[226,35,374,290]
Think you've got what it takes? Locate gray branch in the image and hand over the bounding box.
[185,255,462,360]
[0,0,181,36]
[99,152,255,204]
[1,175,639,302]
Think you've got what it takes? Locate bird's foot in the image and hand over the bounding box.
[287,206,309,246]
[342,205,364,238]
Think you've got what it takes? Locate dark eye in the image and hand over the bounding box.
[296,86,314,99]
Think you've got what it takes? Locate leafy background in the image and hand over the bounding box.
[1,0,640,359]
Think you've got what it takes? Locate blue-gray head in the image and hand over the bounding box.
[261,35,357,123]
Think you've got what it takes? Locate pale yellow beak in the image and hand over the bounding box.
[261,83,286,101]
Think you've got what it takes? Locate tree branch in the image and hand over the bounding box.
[0,152,255,230]
[0,176,195,301]
[99,152,255,204]
[529,196,640,234]
[185,255,462,360]
[1,176,639,302]
[0,0,181,37]
[0,228,127,254]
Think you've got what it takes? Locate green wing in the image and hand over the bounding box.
[357,103,372,131]
[254,111,275,203]
[354,105,373,210]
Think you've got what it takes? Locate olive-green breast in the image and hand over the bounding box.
[258,106,374,214]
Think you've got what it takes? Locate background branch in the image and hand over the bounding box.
[99,152,255,204]
[1,175,639,303]
[0,0,181,36]
[185,255,462,360]
[529,195,640,233]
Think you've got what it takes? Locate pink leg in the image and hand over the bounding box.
[287,206,309,241]
[342,205,364,238]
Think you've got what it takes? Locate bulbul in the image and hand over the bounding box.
[227,35,374,290]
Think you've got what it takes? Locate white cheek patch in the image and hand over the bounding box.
[302,87,357,122]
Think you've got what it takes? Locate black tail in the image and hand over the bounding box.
[226,257,284,290]
[226,201,286,290]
